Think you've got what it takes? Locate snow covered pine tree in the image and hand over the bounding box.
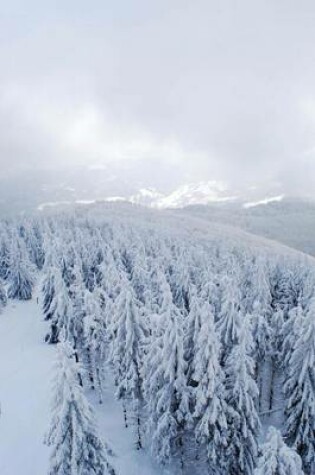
[7,235,35,300]
[191,301,228,471]
[255,426,304,475]
[284,296,315,474]
[46,342,115,475]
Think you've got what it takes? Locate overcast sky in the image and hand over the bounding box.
[1,0,315,195]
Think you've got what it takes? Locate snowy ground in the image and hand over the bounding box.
[0,293,163,475]
[92,386,162,475]
[0,295,53,475]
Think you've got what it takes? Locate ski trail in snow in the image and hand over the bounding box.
[0,295,54,475]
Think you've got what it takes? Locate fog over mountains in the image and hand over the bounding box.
[0,166,290,213]
[1,166,314,259]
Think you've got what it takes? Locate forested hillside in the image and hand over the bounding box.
[178,198,315,257]
[0,203,314,474]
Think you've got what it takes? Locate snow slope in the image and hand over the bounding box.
[177,198,315,256]
[0,294,53,475]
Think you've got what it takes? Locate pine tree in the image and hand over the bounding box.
[46,342,115,475]
[271,262,295,317]
[249,257,272,361]
[281,304,304,367]
[23,221,45,270]
[45,267,73,344]
[42,268,56,321]
[84,289,108,403]
[271,308,285,365]
[68,263,86,359]
[7,236,35,300]
[216,272,242,353]
[252,308,272,358]
[198,268,220,317]
[0,231,10,280]
[130,254,150,304]
[82,245,101,293]
[284,297,315,474]
[184,285,200,378]
[192,301,228,470]
[224,316,260,475]
[169,254,191,312]
[143,283,191,466]
[145,265,170,314]
[255,426,304,475]
[42,249,58,321]
[0,278,7,311]
[111,286,145,448]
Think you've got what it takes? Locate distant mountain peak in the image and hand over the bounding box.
[128,181,236,209]
[243,194,285,209]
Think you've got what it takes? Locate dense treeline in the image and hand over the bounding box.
[0,205,314,474]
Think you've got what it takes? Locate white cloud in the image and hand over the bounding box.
[1,0,315,197]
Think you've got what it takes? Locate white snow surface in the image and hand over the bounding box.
[0,292,163,475]
[0,294,53,475]
[243,194,285,208]
[91,386,162,475]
